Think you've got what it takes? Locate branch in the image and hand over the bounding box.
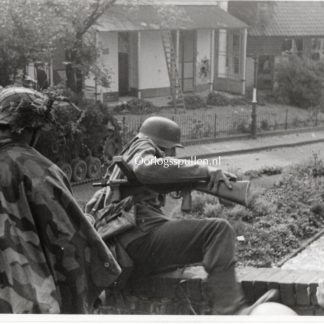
[76,0,117,39]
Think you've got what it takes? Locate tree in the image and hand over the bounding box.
[0,0,117,90]
[45,0,118,92]
[0,0,189,92]
[228,1,276,30]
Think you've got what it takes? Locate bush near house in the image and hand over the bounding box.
[184,95,207,110]
[168,95,207,110]
[170,156,324,268]
[207,92,249,106]
[274,56,324,109]
[112,98,160,115]
[36,92,122,181]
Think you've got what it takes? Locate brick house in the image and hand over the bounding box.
[83,0,248,102]
[228,1,324,90]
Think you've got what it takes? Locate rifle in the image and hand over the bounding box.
[93,156,251,212]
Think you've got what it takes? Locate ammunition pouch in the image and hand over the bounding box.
[94,196,136,241]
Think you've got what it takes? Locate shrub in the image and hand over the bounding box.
[36,99,122,163]
[274,56,324,108]
[112,99,160,114]
[206,92,230,106]
[207,92,249,106]
[244,166,283,179]
[189,119,213,139]
[233,119,251,133]
[260,119,270,131]
[183,95,206,110]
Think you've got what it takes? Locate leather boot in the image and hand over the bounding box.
[206,267,246,315]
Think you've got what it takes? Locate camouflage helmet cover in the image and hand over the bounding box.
[0,87,54,133]
[139,116,184,149]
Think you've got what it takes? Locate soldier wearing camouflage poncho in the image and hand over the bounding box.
[0,87,121,313]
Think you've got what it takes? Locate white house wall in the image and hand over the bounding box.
[85,31,119,100]
[139,30,169,90]
[98,31,119,93]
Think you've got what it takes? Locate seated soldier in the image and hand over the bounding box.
[86,116,277,315]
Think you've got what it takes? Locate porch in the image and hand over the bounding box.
[86,4,248,103]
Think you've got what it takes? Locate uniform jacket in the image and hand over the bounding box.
[88,136,210,247]
[0,139,121,314]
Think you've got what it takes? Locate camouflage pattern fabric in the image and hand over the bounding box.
[0,139,121,313]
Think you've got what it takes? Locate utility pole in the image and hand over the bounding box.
[251,54,258,138]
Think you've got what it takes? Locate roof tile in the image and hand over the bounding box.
[249,1,324,37]
[97,5,247,31]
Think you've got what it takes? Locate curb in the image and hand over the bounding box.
[276,228,324,268]
[180,137,324,160]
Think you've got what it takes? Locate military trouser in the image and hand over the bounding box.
[123,218,245,314]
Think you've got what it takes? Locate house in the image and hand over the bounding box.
[228,1,324,90]
[83,0,248,102]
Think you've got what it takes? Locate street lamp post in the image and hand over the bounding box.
[251,55,258,138]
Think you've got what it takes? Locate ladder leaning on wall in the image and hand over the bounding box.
[160,30,186,113]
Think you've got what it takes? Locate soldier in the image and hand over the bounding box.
[0,87,121,314]
[86,116,278,315]
[102,120,122,165]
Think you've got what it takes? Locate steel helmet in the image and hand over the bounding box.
[249,302,298,316]
[0,87,53,133]
[139,116,183,149]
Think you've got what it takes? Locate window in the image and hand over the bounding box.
[281,38,303,56]
[311,38,324,61]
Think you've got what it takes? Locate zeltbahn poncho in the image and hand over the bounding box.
[0,139,121,313]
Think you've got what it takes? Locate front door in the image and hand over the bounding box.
[179,30,196,92]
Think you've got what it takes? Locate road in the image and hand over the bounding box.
[216,142,324,173]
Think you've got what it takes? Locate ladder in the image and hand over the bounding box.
[160,30,186,113]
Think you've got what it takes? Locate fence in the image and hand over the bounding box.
[117,109,324,144]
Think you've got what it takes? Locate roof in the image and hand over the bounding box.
[116,0,224,4]
[96,5,247,32]
[249,1,324,37]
